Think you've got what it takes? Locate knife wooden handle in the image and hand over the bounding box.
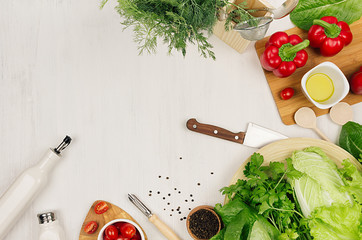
[149,214,181,240]
[186,118,245,144]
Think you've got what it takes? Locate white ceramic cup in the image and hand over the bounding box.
[97,219,145,240]
[301,61,349,109]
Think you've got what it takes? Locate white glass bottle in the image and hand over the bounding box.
[0,136,71,239]
[38,212,65,240]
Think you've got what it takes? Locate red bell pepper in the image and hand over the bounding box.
[308,16,353,57]
[260,32,310,78]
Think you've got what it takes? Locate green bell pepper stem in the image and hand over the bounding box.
[281,40,310,60]
[313,19,342,38]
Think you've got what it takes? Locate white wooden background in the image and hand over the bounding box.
[0,0,361,239]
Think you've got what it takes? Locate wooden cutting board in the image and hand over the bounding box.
[79,200,148,240]
[255,19,362,125]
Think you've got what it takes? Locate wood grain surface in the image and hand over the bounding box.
[186,118,246,145]
[213,0,271,53]
[255,19,362,125]
[79,200,147,240]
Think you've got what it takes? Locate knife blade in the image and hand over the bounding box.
[128,194,181,240]
[186,118,288,148]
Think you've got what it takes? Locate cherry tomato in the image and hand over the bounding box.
[280,87,294,100]
[116,237,130,240]
[120,223,136,238]
[104,236,112,240]
[114,222,125,231]
[131,231,141,240]
[105,225,118,239]
[349,67,362,94]
[95,201,109,214]
[84,221,98,234]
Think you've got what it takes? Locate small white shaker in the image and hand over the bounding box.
[38,212,65,240]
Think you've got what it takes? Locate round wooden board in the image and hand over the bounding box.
[226,138,361,203]
[79,200,148,240]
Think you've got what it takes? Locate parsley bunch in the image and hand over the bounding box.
[221,153,313,240]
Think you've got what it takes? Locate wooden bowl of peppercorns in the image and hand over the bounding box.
[186,205,222,240]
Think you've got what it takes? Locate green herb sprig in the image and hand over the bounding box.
[221,153,312,239]
[224,1,259,31]
[101,0,257,59]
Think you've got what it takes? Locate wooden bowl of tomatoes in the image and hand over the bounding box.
[97,219,145,240]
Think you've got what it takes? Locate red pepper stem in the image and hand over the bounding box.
[313,19,342,38]
[282,40,310,59]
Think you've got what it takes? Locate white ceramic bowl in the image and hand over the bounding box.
[97,219,145,240]
[301,61,349,109]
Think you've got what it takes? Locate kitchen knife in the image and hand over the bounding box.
[186,118,288,148]
[128,194,181,240]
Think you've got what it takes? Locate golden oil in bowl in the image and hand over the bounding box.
[306,73,334,102]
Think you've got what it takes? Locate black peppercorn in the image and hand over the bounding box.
[188,209,220,239]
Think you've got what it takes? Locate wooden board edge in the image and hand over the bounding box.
[79,200,148,240]
[224,138,360,203]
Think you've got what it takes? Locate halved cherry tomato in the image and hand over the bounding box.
[95,201,109,214]
[280,87,294,100]
[84,221,98,234]
[105,225,118,239]
[120,223,136,238]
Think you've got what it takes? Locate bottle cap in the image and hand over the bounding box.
[37,212,56,224]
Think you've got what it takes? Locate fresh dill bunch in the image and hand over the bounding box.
[101,0,257,59]
[104,0,221,59]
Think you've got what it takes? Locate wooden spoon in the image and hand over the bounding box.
[294,107,331,142]
[329,102,353,125]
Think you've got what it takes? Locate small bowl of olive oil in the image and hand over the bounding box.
[301,61,349,109]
